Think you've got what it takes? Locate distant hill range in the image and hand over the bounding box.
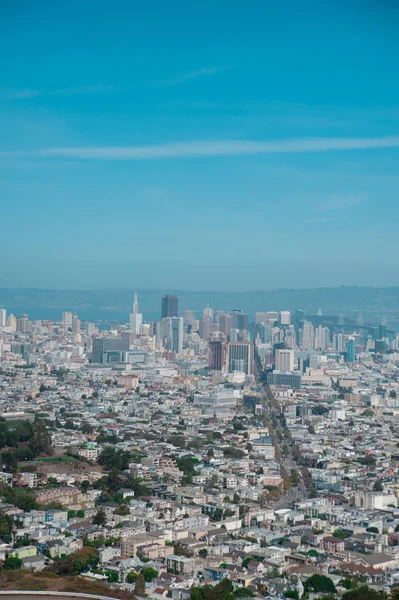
[0,286,398,327]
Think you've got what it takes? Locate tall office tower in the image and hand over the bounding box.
[16,314,29,333]
[227,341,254,375]
[183,310,196,325]
[365,336,374,352]
[275,348,295,372]
[302,320,314,350]
[156,317,172,348]
[333,333,343,352]
[284,329,296,349]
[92,336,130,363]
[162,295,178,319]
[346,338,356,363]
[295,309,305,327]
[62,312,73,328]
[214,310,225,324]
[229,329,239,342]
[259,323,272,344]
[231,309,248,331]
[279,311,291,326]
[140,323,151,336]
[237,313,248,330]
[171,317,184,354]
[132,291,138,315]
[266,311,279,326]
[314,324,326,350]
[0,308,6,327]
[211,320,220,333]
[208,334,226,372]
[203,306,214,320]
[219,313,233,336]
[72,314,81,334]
[325,327,331,347]
[183,310,196,333]
[231,309,242,329]
[7,314,16,332]
[129,292,143,334]
[86,322,96,337]
[255,312,267,324]
[199,315,212,339]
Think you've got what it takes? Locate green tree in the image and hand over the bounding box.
[126,571,137,583]
[291,469,300,485]
[114,504,130,516]
[234,588,255,597]
[212,508,223,522]
[93,508,107,526]
[333,529,349,540]
[81,480,90,493]
[223,447,245,459]
[190,588,204,600]
[50,546,97,575]
[31,420,53,455]
[1,487,38,511]
[3,556,22,570]
[98,447,131,471]
[14,535,31,548]
[198,548,208,558]
[77,509,85,518]
[365,454,376,466]
[284,591,299,600]
[1,451,18,473]
[343,586,387,599]
[0,511,13,542]
[134,571,146,596]
[306,574,336,594]
[142,566,158,582]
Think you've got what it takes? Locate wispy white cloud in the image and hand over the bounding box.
[319,194,365,211]
[160,65,234,85]
[0,84,118,100]
[0,88,42,99]
[302,217,338,223]
[2,136,398,160]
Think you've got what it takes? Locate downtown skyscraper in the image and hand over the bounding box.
[129,292,143,334]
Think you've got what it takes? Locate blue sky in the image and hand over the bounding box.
[1,0,399,291]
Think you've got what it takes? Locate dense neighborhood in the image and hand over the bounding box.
[1,301,399,600]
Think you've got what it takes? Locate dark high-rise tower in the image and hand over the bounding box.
[162,295,178,319]
[208,335,226,372]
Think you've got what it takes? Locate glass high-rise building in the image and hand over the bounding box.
[346,338,355,363]
[227,341,254,375]
[171,317,183,354]
[208,336,226,372]
[162,295,178,319]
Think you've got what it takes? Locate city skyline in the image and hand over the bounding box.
[1,0,399,290]
[2,2,399,597]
